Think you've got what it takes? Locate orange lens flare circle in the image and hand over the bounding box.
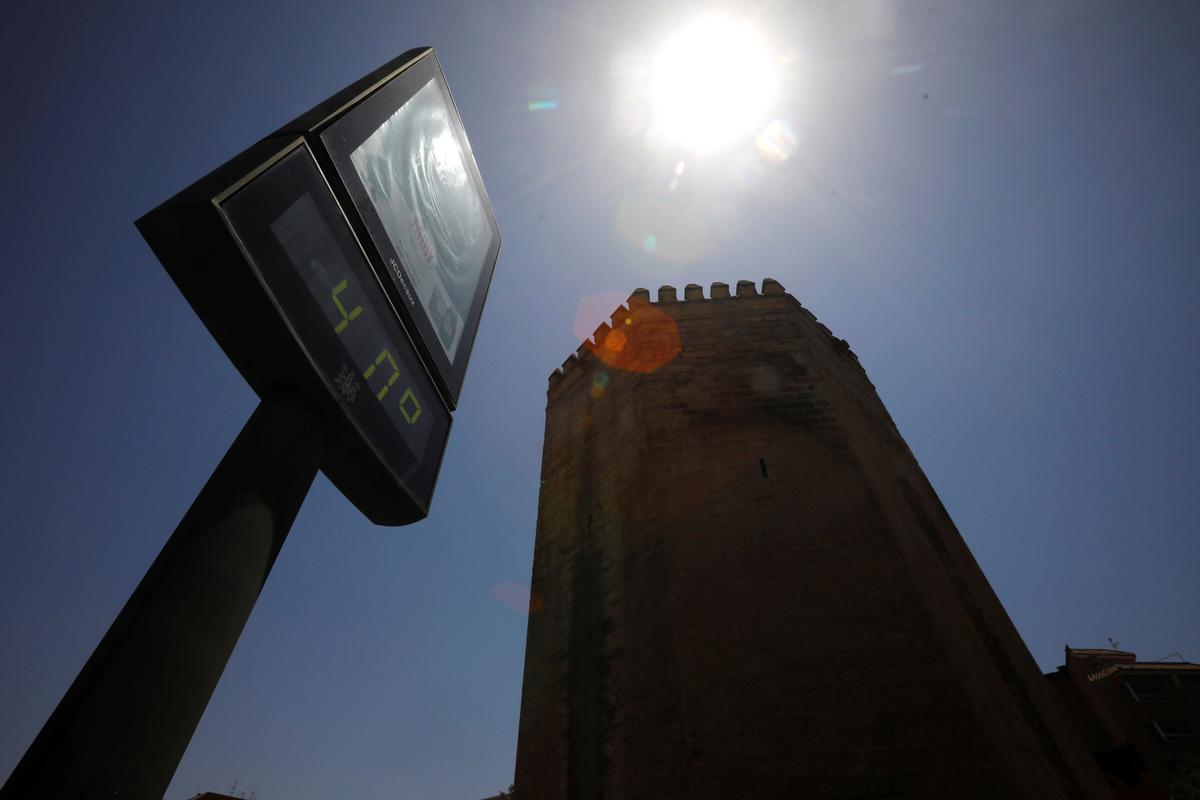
[584,298,681,374]
[604,328,627,352]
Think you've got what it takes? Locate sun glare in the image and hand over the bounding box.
[649,16,779,155]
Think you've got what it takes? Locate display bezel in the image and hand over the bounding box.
[215,141,452,513]
[316,50,500,409]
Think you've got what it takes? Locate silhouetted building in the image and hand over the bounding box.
[513,280,1112,798]
[1046,646,1200,798]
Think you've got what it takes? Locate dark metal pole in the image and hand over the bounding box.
[1,394,325,800]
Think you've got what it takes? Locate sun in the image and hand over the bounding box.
[647,15,779,155]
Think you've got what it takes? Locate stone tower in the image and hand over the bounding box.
[514,280,1110,798]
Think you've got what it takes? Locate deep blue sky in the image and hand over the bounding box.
[2,2,1198,798]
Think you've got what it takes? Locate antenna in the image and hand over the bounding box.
[1107,637,1121,650]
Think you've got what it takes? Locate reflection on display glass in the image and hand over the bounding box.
[350,78,492,361]
[270,193,433,455]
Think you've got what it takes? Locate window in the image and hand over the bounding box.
[1150,720,1200,743]
[1124,676,1171,701]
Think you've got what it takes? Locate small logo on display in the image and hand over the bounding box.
[334,363,361,404]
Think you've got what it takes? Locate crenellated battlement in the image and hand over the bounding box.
[548,278,865,390]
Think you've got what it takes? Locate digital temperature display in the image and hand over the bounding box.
[220,145,450,506]
[271,193,432,455]
[137,48,492,523]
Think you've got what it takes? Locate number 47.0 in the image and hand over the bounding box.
[331,280,421,425]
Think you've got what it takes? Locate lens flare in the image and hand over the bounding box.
[617,194,714,264]
[528,87,558,111]
[492,581,543,614]
[573,291,631,342]
[590,371,610,399]
[755,119,799,163]
[604,328,627,352]
[584,296,681,374]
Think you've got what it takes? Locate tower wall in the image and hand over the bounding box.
[514,281,1110,799]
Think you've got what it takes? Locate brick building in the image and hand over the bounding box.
[513,280,1112,798]
[1046,646,1200,797]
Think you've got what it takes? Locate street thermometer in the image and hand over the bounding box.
[1,48,499,800]
[139,46,499,523]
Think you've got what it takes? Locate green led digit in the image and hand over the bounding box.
[332,279,363,334]
[362,348,401,400]
[398,388,422,424]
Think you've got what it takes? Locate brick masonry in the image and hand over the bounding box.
[513,280,1113,798]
